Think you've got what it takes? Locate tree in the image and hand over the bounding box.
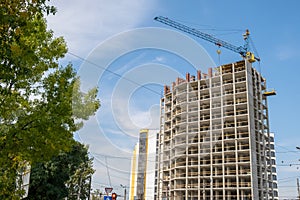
[66,159,94,199]
[91,189,103,200]
[0,0,100,198]
[25,142,94,200]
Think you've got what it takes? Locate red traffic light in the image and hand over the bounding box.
[112,193,117,200]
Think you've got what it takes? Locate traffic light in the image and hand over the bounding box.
[112,192,117,200]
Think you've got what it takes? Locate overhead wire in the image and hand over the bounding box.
[92,157,132,175]
[105,156,112,187]
[68,51,163,186]
[277,151,300,153]
[68,28,298,196]
[91,152,157,162]
[276,144,300,155]
[67,51,162,96]
[278,176,300,181]
[91,152,132,160]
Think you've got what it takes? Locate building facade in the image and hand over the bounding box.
[129,129,158,200]
[269,133,278,199]
[155,60,278,199]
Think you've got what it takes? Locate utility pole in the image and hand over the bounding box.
[297,147,300,200]
[297,178,300,200]
[120,184,127,200]
[124,188,127,200]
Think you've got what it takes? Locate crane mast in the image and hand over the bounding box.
[154,16,259,62]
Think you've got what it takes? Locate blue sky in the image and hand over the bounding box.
[47,0,300,198]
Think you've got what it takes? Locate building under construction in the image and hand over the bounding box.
[154,60,278,199]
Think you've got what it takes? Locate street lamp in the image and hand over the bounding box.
[120,184,127,200]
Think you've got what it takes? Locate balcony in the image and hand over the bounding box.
[200,115,210,120]
[224,90,234,95]
[235,77,246,82]
[225,169,237,175]
[234,65,245,72]
[177,89,187,95]
[200,84,209,90]
[224,110,234,117]
[223,100,234,106]
[236,87,247,93]
[200,94,210,100]
[222,67,233,74]
[212,124,222,130]
[237,120,248,127]
[189,97,198,102]
[236,109,248,115]
[188,128,199,133]
[212,102,221,108]
[224,133,235,139]
[239,169,251,175]
[200,105,210,110]
[188,117,198,122]
[211,82,221,87]
[211,93,221,98]
[188,148,199,155]
[239,182,251,187]
[238,156,250,162]
[224,122,235,128]
[200,126,210,132]
[175,139,186,146]
[236,98,247,104]
[188,107,198,112]
[223,79,233,85]
[175,120,187,125]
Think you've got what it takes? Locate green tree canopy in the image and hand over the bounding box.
[0,0,100,198]
[25,142,94,200]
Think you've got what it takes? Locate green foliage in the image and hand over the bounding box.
[66,158,94,199]
[0,0,100,198]
[91,189,103,200]
[25,142,95,200]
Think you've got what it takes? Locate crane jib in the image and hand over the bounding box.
[154,16,248,58]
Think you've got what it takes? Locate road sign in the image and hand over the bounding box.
[104,196,112,200]
[105,187,113,194]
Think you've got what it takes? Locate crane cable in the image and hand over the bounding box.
[249,36,261,73]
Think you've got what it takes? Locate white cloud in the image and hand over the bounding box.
[129,104,160,129]
[52,0,160,186]
[46,0,156,57]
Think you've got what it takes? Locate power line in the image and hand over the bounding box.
[68,51,162,96]
[277,151,300,153]
[91,156,132,175]
[91,152,157,162]
[105,156,112,187]
[276,144,300,155]
[279,176,300,181]
[277,164,300,166]
[91,152,132,160]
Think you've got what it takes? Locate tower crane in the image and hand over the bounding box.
[154,16,260,63]
[154,16,276,96]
